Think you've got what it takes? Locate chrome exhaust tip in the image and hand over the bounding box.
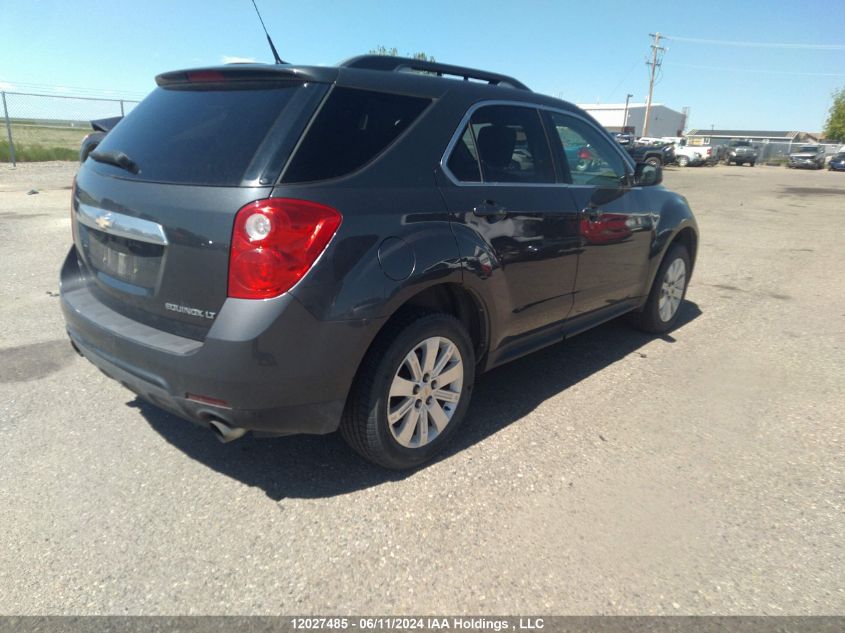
[207,417,247,443]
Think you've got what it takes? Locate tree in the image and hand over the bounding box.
[823,86,845,142]
[368,45,435,62]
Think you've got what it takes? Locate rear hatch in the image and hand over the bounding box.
[72,69,328,340]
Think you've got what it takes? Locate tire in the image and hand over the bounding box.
[628,244,691,334]
[749,161,755,167]
[340,310,476,469]
[677,155,690,167]
[645,157,661,168]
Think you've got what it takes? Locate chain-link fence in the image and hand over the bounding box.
[722,140,842,165]
[687,137,843,165]
[2,91,141,165]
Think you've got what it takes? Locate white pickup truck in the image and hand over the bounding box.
[669,138,717,167]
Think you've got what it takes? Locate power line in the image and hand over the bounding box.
[664,35,845,50]
[604,53,647,102]
[666,62,845,77]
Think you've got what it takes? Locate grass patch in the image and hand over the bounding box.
[8,124,90,150]
[1,140,78,162]
[0,123,90,161]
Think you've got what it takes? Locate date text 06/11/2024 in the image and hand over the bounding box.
[289,617,546,630]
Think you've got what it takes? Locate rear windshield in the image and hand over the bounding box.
[90,83,312,185]
[282,87,431,183]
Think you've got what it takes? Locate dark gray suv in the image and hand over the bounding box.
[61,56,698,469]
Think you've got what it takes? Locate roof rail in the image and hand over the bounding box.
[340,55,530,91]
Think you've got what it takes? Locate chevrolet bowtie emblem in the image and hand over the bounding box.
[95,212,114,230]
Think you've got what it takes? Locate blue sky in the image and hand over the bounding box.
[1,0,843,132]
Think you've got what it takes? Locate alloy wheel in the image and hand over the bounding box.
[387,336,464,448]
[658,258,686,322]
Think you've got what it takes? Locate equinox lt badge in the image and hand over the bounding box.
[164,303,216,319]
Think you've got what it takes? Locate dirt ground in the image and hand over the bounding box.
[0,161,842,615]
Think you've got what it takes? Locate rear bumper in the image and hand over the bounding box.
[789,159,821,168]
[60,248,384,436]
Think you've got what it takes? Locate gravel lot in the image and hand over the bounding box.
[0,161,842,615]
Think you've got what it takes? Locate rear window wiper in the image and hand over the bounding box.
[89,149,140,174]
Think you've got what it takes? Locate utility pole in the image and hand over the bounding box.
[642,32,665,137]
[623,93,633,134]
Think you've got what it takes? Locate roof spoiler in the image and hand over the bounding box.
[155,65,332,86]
[91,116,123,133]
[340,55,530,91]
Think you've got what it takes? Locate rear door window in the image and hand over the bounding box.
[90,83,316,186]
[467,105,555,184]
[282,87,431,183]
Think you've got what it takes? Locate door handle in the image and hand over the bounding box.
[473,200,507,218]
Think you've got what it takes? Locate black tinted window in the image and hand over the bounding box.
[91,84,307,185]
[283,88,431,183]
[470,106,554,184]
[446,125,482,182]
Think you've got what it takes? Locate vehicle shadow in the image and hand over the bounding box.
[137,301,701,501]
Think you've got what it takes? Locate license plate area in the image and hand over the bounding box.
[84,227,164,290]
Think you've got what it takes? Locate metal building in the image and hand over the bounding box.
[576,102,687,138]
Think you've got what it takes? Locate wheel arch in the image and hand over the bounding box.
[638,194,699,308]
[376,283,490,368]
[670,226,698,275]
[346,281,492,405]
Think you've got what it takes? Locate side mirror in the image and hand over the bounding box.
[634,162,663,186]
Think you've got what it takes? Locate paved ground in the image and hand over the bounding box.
[0,161,842,615]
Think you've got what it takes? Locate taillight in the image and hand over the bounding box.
[186,70,226,82]
[228,198,342,300]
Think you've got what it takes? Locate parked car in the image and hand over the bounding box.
[723,140,758,167]
[625,141,675,167]
[829,152,845,171]
[64,56,698,469]
[674,143,714,167]
[788,145,826,169]
[611,133,635,146]
[512,147,535,171]
[635,136,666,146]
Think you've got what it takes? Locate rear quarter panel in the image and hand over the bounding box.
[272,184,462,323]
